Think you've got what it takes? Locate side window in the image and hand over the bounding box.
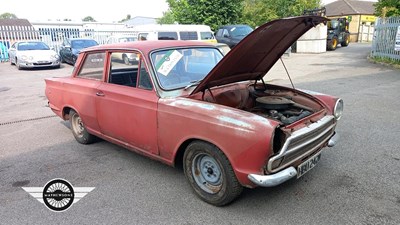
[216,29,223,37]
[77,52,105,80]
[222,29,229,37]
[138,58,153,90]
[179,31,198,40]
[108,51,140,87]
[158,32,178,40]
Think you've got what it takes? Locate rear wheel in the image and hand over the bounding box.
[183,141,243,206]
[10,57,15,65]
[69,109,96,144]
[327,37,338,51]
[341,34,350,47]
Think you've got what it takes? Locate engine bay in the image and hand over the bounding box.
[197,83,323,126]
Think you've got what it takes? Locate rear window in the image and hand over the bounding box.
[158,32,178,40]
[179,31,198,40]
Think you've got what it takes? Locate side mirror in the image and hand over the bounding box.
[223,34,229,38]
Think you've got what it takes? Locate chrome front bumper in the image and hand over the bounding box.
[248,132,339,187]
[248,167,297,187]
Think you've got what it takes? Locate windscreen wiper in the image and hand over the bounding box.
[184,79,202,90]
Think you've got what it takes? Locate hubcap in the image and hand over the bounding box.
[71,114,84,138]
[192,153,222,194]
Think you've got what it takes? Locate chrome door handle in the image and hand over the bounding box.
[96,91,105,97]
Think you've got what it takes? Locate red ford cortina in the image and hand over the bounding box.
[45,16,343,206]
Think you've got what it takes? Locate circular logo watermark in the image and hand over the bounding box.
[42,179,75,212]
[22,178,95,212]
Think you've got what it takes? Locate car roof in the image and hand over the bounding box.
[219,25,252,29]
[82,40,214,53]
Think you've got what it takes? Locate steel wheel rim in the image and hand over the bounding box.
[71,114,84,138]
[333,39,337,47]
[192,153,222,194]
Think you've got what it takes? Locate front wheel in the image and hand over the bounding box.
[183,141,243,206]
[69,109,96,144]
[72,56,77,65]
[327,37,338,51]
[60,54,65,63]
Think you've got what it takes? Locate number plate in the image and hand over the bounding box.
[297,152,321,178]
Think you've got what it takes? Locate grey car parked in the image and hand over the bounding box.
[59,38,98,65]
[215,25,253,48]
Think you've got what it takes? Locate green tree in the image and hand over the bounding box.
[167,0,243,31]
[241,0,320,28]
[0,12,17,19]
[82,16,96,22]
[374,0,400,17]
[157,10,176,24]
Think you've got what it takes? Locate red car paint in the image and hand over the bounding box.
[45,16,341,190]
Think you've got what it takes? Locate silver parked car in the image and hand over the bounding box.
[8,41,60,70]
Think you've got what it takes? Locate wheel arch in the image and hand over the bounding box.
[173,138,227,170]
[62,105,78,120]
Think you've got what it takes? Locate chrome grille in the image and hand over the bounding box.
[267,115,336,173]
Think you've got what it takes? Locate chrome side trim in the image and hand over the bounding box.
[248,167,297,187]
[267,115,335,173]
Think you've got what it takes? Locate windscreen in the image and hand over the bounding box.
[17,42,50,51]
[151,47,223,90]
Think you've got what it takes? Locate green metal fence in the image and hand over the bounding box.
[371,17,400,62]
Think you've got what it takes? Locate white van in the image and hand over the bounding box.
[133,24,217,43]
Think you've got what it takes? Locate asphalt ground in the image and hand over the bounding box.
[0,43,399,224]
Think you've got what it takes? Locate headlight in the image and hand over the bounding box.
[50,54,59,60]
[333,98,344,120]
[20,55,33,61]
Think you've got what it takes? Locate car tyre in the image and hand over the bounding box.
[10,58,15,65]
[72,56,77,65]
[69,109,96,144]
[60,55,65,63]
[327,36,338,51]
[341,34,350,47]
[183,141,243,206]
[16,58,22,70]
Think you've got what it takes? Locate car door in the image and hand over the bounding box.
[67,51,106,133]
[95,51,159,154]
